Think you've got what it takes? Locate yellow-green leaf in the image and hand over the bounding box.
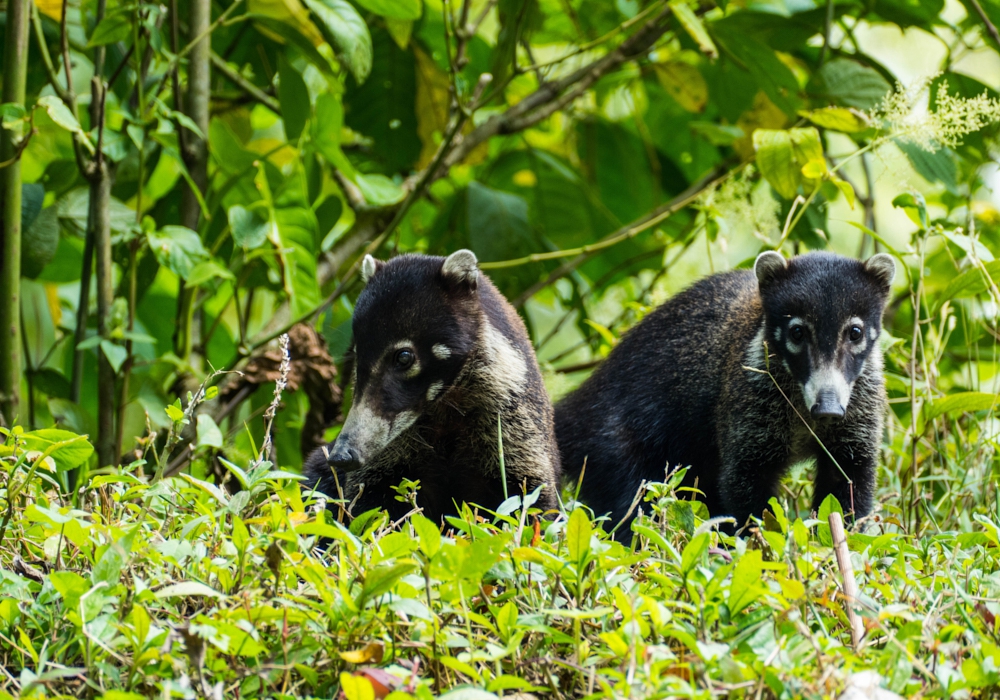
[669,1,717,57]
[799,107,872,133]
[654,60,708,113]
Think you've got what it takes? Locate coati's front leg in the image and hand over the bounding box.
[717,422,792,531]
[810,422,879,522]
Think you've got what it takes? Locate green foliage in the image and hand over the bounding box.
[4,0,1000,695]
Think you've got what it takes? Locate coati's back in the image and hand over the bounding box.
[555,269,763,520]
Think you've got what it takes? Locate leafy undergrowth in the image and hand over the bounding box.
[1,429,1000,700]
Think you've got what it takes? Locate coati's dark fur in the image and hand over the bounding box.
[555,251,895,534]
[303,250,561,522]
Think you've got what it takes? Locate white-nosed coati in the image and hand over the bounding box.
[303,250,561,522]
[555,251,896,535]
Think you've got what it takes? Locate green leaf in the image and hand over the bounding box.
[357,560,417,607]
[412,514,441,557]
[355,173,405,206]
[925,392,998,423]
[278,56,310,141]
[340,673,375,700]
[19,429,94,471]
[753,127,824,199]
[813,59,891,110]
[936,260,1000,310]
[728,550,763,614]
[186,260,236,287]
[228,205,269,249]
[37,96,94,153]
[681,532,709,574]
[146,225,210,277]
[92,527,137,587]
[88,9,131,47]
[302,0,373,83]
[355,0,421,20]
[100,341,127,373]
[799,107,872,133]
[196,414,224,448]
[566,507,592,564]
[669,1,717,57]
[891,192,928,229]
[165,401,185,423]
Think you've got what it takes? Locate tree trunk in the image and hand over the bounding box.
[174,0,210,361]
[0,0,29,427]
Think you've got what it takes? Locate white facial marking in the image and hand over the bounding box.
[785,317,808,355]
[868,326,878,340]
[432,344,451,360]
[426,381,443,401]
[803,364,853,413]
[480,322,528,398]
[773,326,782,342]
[389,411,418,442]
[338,399,391,461]
[847,317,867,353]
[746,323,768,371]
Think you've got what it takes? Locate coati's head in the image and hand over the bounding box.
[326,250,483,471]
[754,251,896,421]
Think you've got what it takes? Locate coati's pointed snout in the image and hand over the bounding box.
[327,440,362,472]
[810,389,846,420]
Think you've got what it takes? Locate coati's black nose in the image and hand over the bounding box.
[327,442,362,471]
[810,390,846,420]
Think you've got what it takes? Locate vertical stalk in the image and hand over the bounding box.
[90,0,115,466]
[116,14,146,458]
[174,0,211,361]
[0,0,29,426]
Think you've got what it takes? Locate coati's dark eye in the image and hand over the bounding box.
[394,349,415,369]
[789,325,805,343]
[849,325,863,342]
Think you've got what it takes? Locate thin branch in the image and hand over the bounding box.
[511,165,729,307]
[210,51,280,113]
[968,0,1000,51]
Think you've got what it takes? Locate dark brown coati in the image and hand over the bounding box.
[302,250,561,522]
[555,251,896,535]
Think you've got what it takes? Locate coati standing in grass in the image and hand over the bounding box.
[303,250,561,522]
[555,251,896,534]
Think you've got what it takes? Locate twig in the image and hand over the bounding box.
[829,511,864,650]
[211,51,280,113]
[968,0,1000,50]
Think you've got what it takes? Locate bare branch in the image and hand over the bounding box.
[210,51,280,114]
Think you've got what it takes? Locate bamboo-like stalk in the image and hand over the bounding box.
[829,512,864,650]
[90,0,115,466]
[0,0,30,427]
[174,0,211,362]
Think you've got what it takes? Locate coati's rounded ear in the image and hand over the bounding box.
[361,254,382,284]
[754,251,787,289]
[442,249,479,290]
[864,253,896,293]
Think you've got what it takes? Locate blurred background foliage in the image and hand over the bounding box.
[0,0,1000,522]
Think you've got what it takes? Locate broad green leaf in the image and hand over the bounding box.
[892,192,928,229]
[655,60,708,113]
[728,550,763,614]
[355,0,421,20]
[753,127,824,199]
[814,59,891,110]
[412,514,441,557]
[355,173,405,206]
[146,225,210,277]
[92,527,137,587]
[681,532,709,574]
[357,560,416,606]
[925,392,998,423]
[935,260,1000,310]
[100,340,127,373]
[196,414,224,448]
[278,56,310,141]
[228,205,269,249]
[566,507,592,564]
[832,176,856,209]
[186,260,236,287]
[88,9,131,46]
[19,429,94,471]
[799,107,872,133]
[669,1,717,57]
[302,0,373,83]
[37,96,94,153]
